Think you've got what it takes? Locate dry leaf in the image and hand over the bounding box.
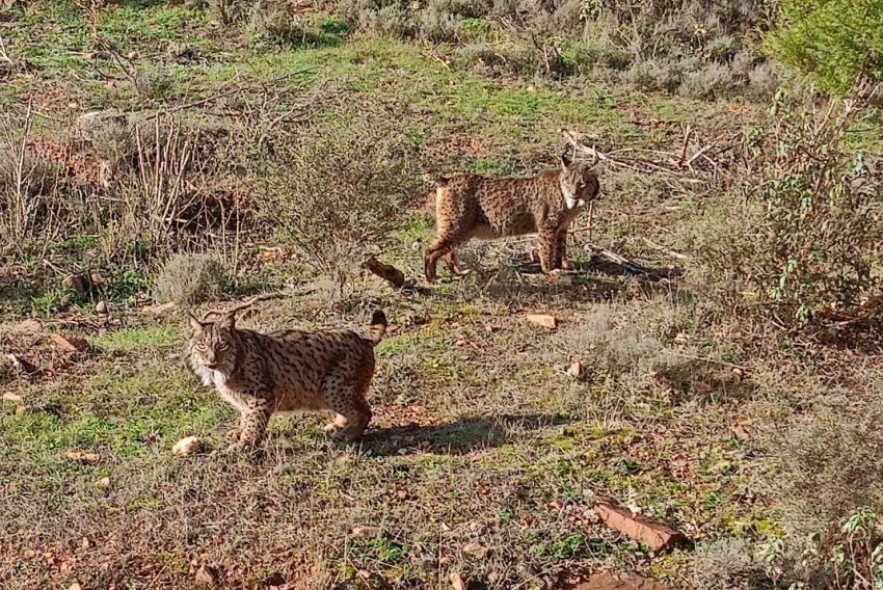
[195,564,220,586]
[450,571,466,590]
[2,392,23,402]
[567,362,583,378]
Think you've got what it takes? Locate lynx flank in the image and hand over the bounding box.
[424,153,600,282]
[187,309,387,451]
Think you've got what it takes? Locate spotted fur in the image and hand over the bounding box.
[187,309,387,451]
[424,154,600,282]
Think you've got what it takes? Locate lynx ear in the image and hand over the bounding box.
[217,311,236,331]
[560,150,572,170]
[187,312,204,335]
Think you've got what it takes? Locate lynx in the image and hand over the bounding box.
[424,153,600,282]
[187,308,388,451]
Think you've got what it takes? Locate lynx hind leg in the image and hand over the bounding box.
[322,369,372,442]
[443,250,471,278]
[424,235,460,283]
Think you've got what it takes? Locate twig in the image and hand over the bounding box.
[0,34,12,63]
[677,125,692,168]
[200,292,287,321]
[146,70,315,119]
[641,237,690,261]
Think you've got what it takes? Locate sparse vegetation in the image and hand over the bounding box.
[1,0,882,589]
[153,252,231,305]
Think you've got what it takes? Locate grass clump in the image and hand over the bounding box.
[153,252,230,304]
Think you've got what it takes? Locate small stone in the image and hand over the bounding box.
[351,526,382,538]
[195,564,220,586]
[2,392,22,402]
[172,436,204,457]
[95,301,109,315]
[50,334,90,353]
[65,451,101,465]
[68,583,83,590]
[81,537,91,549]
[95,477,111,489]
[526,314,558,329]
[462,542,487,558]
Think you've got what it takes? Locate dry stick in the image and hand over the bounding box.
[146,70,315,119]
[677,125,693,168]
[200,292,287,322]
[15,100,32,236]
[0,34,13,63]
[641,237,690,261]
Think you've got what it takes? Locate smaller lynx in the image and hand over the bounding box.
[187,308,387,451]
[424,153,600,282]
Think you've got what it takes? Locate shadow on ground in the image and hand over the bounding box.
[359,412,574,456]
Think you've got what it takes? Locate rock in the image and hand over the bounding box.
[50,334,90,353]
[62,273,89,294]
[526,314,558,329]
[594,500,685,554]
[65,451,101,465]
[571,571,673,590]
[172,436,204,457]
[15,405,35,416]
[96,477,111,489]
[195,564,220,586]
[95,301,109,315]
[68,583,83,590]
[462,542,488,558]
[567,362,583,378]
[5,353,38,374]
[351,526,382,538]
[450,572,466,590]
[8,319,42,335]
[74,110,130,142]
[2,392,22,402]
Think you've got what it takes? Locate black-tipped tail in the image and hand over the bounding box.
[369,310,388,344]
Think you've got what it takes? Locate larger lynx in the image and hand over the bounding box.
[187,309,387,451]
[424,153,600,282]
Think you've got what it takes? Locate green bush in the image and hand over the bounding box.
[695,92,883,327]
[766,0,883,95]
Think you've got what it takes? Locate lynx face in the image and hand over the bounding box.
[188,314,238,386]
[558,155,600,210]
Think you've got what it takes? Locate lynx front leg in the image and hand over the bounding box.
[554,229,575,271]
[229,398,271,451]
[538,225,560,274]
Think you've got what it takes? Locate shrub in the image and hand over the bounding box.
[153,253,230,305]
[695,90,883,327]
[257,96,424,293]
[766,0,883,96]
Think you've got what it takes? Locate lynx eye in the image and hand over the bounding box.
[217,342,229,351]
[195,343,208,352]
